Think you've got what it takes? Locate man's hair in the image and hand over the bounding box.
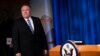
[21,4,31,9]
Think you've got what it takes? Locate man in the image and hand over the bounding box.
[41,15,56,49]
[12,4,48,56]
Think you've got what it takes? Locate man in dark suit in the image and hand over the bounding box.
[12,4,48,56]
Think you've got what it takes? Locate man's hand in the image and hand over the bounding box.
[16,53,21,56]
[44,50,48,56]
[9,44,13,48]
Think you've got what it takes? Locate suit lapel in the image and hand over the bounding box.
[21,17,33,34]
[31,17,36,34]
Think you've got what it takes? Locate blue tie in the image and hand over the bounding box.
[27,19,33,32]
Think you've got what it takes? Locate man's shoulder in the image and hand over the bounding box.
[14,16,40,22]
[31,16,40,20]
[14,17,23,24]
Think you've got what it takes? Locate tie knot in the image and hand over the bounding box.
[27,19,30,21]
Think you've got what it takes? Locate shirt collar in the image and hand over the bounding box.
[24,17,32,21]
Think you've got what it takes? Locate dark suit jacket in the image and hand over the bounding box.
[12,16,48,56]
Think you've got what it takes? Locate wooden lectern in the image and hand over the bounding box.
[49,41,100,56]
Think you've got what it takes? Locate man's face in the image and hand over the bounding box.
[21,5,31,18]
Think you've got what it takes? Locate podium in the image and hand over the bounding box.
[49,45,100,56]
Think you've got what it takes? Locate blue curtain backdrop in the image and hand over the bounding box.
[52,0,100,45]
